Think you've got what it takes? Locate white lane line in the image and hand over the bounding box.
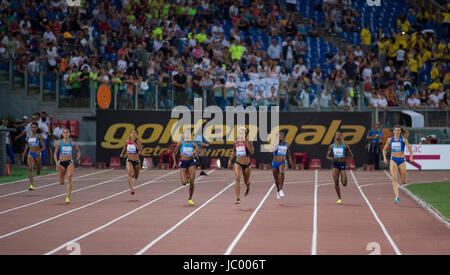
[0,173,129,215]
[350,170,402,255]
[0,169,112,199]
[311,169,318,255]
[383,170,450,229]
[137,180,235,255]
[45,169,216,255]
[224,183,276,255]
[0,170,178,240]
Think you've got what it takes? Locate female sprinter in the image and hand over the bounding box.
[227,127,254,204]
[22,122,45,191]
[53,128,81,203]
[120,129,143,195]
[173,128,200,205]
[326,131,353,204]
[383,125,413,203]
[272,131,294,199]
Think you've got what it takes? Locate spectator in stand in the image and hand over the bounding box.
[338,90,354,111]
[360,24,371,55]
[306,18,319,37]
[224,75,237,107]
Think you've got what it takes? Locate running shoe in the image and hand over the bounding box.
[187,178,191,185]
[131,190,135,195]
[28,185,35,191]
[200,171,207,176]
[336,199,343,204]
[65,197,70,204]
[188,199,194,205]
[279,190,285,197]
[276,191,280,199]
[235,198,241,204]
[394,196,400,203]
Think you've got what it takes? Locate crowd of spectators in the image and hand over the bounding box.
[0,0,448,112]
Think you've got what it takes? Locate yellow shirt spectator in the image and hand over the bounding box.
[438,42,446,53]
[395,33,409,49]
[408,57,418,73]
[361,27,371,46]
[422,50,431,62]
[230,44,244,60]
[378,40,389,54]
[444,72,450,86]
[428,81,442,90]
[195,33,207,44]
[430,66,439,80]
[387,43,398,58]
[397,19,411,33]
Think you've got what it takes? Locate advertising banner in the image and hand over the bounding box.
[96,110,371,168]
[405,144,450,170]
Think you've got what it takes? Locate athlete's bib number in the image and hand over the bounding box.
[127,144,137,154]
[391,142,401,152]
[236,146,247,157]
[333,148,344,157]
[277,146,287,156]
[182,147,194,156]
[61,146,72,155]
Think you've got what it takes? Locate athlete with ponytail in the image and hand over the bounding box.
[22,122,45,191]
[54,128,81,203]
[326,131,353,204]
[383,125,413,203]
[120,129,143,195]
[271,131,294,199]
[228,127,254,204]
[172,128,200,205]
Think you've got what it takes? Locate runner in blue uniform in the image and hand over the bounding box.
[383,125,413,203]
[326,131,353,204]
[53,128,81,204]
[271,131,294,199]
[22,122,45,191]
[173,128,200,205]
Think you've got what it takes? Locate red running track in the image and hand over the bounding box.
[0,168,448,255]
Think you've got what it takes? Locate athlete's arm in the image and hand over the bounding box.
[383,137,391,164]
[120,143,127,158]
[404,137,413,163]
[134,139,143,153]
[286,145,294,167]
[22,141,29,160]
[53,140,61,170]
[346,145,353,161]
[37,134,46,153]
[172,141,182,168]
[326,144,334,161]
[72,141,82,165]
[246,140,254,155]
[228,145,236,169]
